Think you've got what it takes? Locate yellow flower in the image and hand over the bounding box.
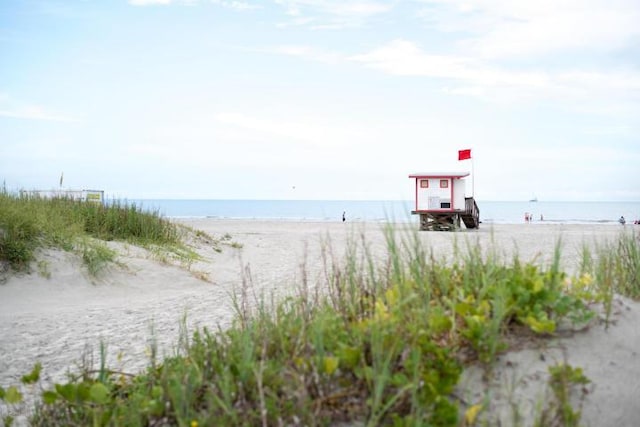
[191,420,198,427]
[465,403,482,425]
[478,300,491,316]
[322,356,339,375]
[532,278,544,293]
[384,286,400,307]
[374,300,390,321]
[579,273,593,286]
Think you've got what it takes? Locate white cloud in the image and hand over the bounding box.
[417,0,640,58]
[0,138,80,162]
[269,45,343,63]
[275,0,391,16]
[350,39,475,77]
[350,39,640,105]
[129,0,259,7]
[211,0,261,11]
[442,86,486,97]
[129,0,172,5]
[581,125,634,136]
[212,112,342,148]
[556,70,640,93]
[349,39,551,91]
[323,1,391,16]
[276,16,315,27]
[0,105,79,123]
[274,0,393,29]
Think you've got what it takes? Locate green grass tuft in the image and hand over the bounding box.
[0,191,182,274]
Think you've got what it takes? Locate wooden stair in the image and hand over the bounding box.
[461,197,480,229]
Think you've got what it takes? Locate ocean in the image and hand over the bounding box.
[119,199,640,225]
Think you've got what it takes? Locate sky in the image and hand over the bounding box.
[1,0,639,202]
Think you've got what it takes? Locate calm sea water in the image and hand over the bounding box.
[119,199,640,225]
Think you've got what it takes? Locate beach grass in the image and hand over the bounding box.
[573,230,640,328]
[604,231,640,299]
[0,191,182,274]
[6,227,626,426]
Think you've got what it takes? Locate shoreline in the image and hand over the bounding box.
[112,198,640,226]
[171,216,630,225]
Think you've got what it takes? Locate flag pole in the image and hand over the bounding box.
[471,151,475,199]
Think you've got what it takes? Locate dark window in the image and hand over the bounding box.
[440,179,449,188]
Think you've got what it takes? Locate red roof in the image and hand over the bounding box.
[408,172,470,178]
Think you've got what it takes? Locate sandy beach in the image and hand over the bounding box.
[1,220,638,425]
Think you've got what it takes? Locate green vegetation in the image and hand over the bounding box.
[538,362,591,427]
[591,232,640,300]
[574,231,640,327]
[2,195,639,425]
[0,191,187,275]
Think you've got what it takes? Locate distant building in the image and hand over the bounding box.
[20,189,104,203]
[408,172,479,231]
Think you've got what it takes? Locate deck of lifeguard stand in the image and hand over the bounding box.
[412,197,480,231]
[413,212,462,231]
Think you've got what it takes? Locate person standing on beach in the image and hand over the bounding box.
[342,211,346,222]
[619,216,626,225]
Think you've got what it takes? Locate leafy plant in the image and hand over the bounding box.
[537,362,591,427]
[80,240,117,277]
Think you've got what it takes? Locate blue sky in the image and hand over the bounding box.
[1,0,639,201]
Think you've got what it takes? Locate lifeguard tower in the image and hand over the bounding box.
[408,172,480,231]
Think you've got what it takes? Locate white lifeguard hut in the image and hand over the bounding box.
[408,172,480,231]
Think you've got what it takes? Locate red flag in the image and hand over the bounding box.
[458,149,471,161]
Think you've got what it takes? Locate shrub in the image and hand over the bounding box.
[0,192,181,273]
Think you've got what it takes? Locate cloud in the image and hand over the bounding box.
[417,0,640,58]
[0,138,81,162]
[269,45,343,63]
[349,39,640,105]
[581,125,634,136]
[276,0,391,16]
[0,105,79,123]
[129,0,172,5]
[350,39,472,76]
[349,39,549,87]
[211,0,261,11]
[209,111,411,172]
[212,112,335,147]
[321,1,391,16]
[442,86,486,97]
[274,0,393,29]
